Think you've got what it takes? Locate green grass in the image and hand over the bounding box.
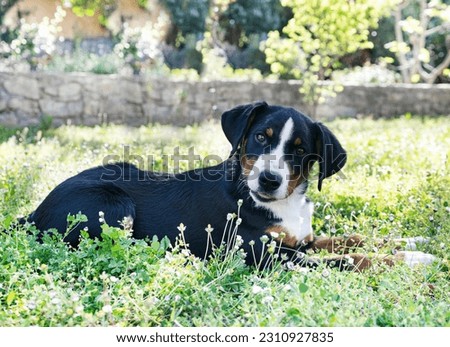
[0,117,449,327]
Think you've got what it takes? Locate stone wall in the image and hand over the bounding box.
[0,71,449,127]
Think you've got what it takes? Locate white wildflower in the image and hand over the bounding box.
[102,305,113,313]
[262,295,274,305]
[252,285,263,294]
[270,231,280,239]
[260,235,269,244]
[177,223,186,233]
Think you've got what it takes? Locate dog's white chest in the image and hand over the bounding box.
[254,187,314,244]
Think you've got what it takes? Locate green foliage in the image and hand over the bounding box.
[159,0,210,36]
[113,21,165,75]
[46,50,123,74]
[68,0,116,26]
[223,0,287,37]
[6,6,66,70]
[264,0,391,110]
[0,117,449,326]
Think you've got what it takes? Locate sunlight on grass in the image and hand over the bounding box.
[0,116,449,327]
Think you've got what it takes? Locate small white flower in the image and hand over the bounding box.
[51,298,61,305]
[281,253,289,261]
[283,284,293,291]
[249,240,255,246]
[237,199,243,206]
[239,250,247,259]
[235,235,243,247]
[102,305,113,313]
[296,251,306,259]
[262,295,274,305]
[260,235,269,244]
[325,215,331,220]
[227,213,236,221]
[270,231,280,239]
[285,261,295,270]
[110,276,119,283]
[75,305,84,313]
[252,285,263,294]
[177,223,186,232]
[235,218,242,226]
[205,224,214,233]
[27,301,36,310]
[347,257,355,265]
[71,294,80,302]
[322,269,331,278]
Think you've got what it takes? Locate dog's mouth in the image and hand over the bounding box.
[250,190,278,203]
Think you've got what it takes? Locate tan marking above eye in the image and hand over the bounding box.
[265,128,273,137]
[294,137,302,146]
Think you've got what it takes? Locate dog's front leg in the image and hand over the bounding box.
[308,234,366,254]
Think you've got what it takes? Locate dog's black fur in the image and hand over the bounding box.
[25,102,347,266]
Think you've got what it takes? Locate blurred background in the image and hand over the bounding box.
[1,0,449,82]
[0,0,449,126]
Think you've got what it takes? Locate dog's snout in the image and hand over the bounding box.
[259,171,283,192]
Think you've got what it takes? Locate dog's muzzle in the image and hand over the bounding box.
[250,170,285,202]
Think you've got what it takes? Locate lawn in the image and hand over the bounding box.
[0,116,449,327]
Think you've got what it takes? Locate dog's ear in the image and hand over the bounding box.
[221,101,268,156]
[315,122,347,191]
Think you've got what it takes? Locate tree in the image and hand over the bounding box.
[263,0,390,115]
[67,0,116,26]
[385,0,450,83]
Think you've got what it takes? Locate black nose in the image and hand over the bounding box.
[259,171,283,192]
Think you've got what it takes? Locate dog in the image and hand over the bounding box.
[25,101,435,271]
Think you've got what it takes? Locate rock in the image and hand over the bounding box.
[4,76,40,100]
[59,83,81,101]
[0,112,18,126]
[8,97,39,115]
[122,80,143,104]
[39,99,83,118]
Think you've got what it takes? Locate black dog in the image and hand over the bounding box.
[25,102,434,270]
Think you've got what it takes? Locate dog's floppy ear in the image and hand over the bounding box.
[315,122,347,191]
[221,101,268,156]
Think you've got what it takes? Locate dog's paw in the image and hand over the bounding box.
[394,251,436,267]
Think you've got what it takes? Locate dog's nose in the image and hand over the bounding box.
[259,171,283,192]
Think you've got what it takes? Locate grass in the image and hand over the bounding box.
[0,116,449,327]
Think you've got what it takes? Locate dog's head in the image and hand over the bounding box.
[221,101,346,202]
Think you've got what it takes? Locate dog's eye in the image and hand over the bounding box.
[255,133,266,143]
[295,147,305,156]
